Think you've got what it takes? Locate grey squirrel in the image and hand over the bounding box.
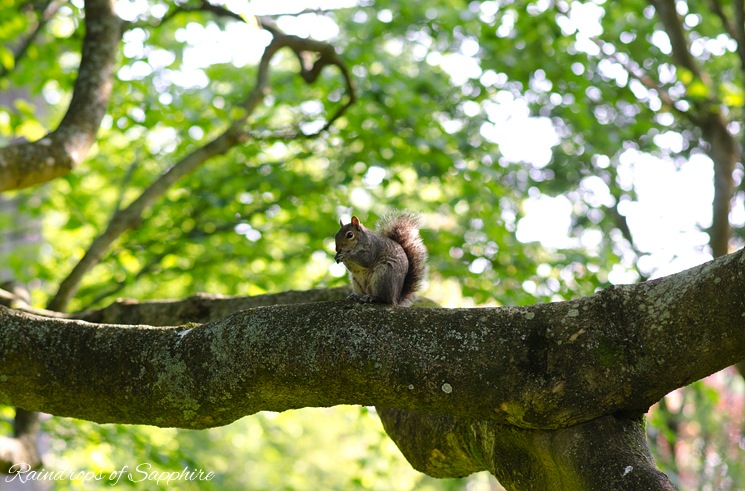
[334,212,428,306]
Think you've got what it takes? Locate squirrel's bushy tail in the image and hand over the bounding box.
[377,211,428,306]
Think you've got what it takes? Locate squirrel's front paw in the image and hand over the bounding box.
[347,293,377,303]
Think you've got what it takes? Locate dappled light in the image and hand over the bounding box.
[0,0,743,489]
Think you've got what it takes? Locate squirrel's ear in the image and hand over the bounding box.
[351,216,361,228]
[339,218,343,227]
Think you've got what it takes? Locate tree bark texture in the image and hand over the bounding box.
[1,249,743,428]
[0,0,119,192]
[1,249,743,486]
[378,408,675,490]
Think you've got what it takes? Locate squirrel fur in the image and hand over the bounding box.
[334,211,428,306]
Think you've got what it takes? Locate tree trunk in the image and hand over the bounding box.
[379,408,675,490]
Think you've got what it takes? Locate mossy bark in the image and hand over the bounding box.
[379,408,675,490]
[1,248,744,484]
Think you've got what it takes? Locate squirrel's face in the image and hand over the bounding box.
[334,216,363,263]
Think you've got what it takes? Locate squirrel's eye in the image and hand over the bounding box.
[346,231,354,239]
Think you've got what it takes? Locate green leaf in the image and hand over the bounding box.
[0,45,13,70]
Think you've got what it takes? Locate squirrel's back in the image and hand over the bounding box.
[376,211,428,305]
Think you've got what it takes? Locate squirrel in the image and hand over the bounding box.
[334,211,428,306]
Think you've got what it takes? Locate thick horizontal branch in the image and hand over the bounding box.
[0,285,352,323]
[0,0,119,192]
[1,249,743,430]
[73,287,352,325]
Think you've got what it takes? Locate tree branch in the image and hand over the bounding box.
[45,127,246,312]
[46,24,355,313]
[0,0,120,192]
[705,0,738,44]
[130,0,246,30]
[0,1,63,79]
[1,284,352,324]
[77,287,353,324]
[377,409,675,490]
[700,112,738,257]
[647,0,737,257]
[2,249,744,430]
[648,0,704,78]
[562,4,692,123]
[733,0,745,69]
[260,18,356,134]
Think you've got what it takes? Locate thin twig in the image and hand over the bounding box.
[648,0,703,76]
[587,36,696,126]
[0,1,63,79]
[109,156,140,222]
[124,0,245,31]
[79,201,244,311]
[705,0,738,42]
[731,0,745,69]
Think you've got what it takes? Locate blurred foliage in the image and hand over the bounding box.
[38,407,494,491]
[0,0,743,489]
[647,370,745,490]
